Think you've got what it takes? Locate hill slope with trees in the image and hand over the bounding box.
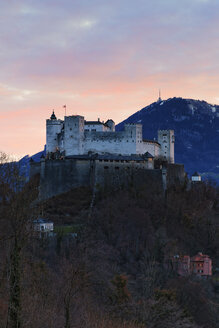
[0,152,218,328]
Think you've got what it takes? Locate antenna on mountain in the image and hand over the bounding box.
[157,89,162,103]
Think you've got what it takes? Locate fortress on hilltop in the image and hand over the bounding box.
[30,111,184,200]
[46,111,175,162]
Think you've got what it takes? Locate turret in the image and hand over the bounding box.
[46,111,63,154]
[105,119,115,131]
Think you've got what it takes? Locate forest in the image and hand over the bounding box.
[0,151,219,328]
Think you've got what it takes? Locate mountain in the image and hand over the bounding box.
[116,97,219,182]
[19,147,46,178]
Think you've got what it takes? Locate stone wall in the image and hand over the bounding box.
[29,162,41,177]
[167,163,185,186]
[30,159,184,200]
[38,159,91,200]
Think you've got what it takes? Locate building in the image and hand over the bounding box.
[191,172,201,182]
[173,255,190,276]
[33,218,54,232]
[173,252,212,277]
[191,252,212,276]
[46,112,174,162]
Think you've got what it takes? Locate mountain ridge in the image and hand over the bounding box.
[116,97,219,181]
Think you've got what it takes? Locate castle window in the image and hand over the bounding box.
[163,134,167,136]
[70,128,72,130]
[115,167,119,170]
[104,159,108,162]
[110,160,113,162]
[99,160,103,162]
[92,129,96,131]
[104,166,109,169]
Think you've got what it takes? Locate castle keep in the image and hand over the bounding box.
[30,111,184,200]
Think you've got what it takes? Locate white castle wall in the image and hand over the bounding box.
[84,122,110,132]
[140,141,161,157]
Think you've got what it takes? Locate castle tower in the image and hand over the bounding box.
[124,123,143,154]
[158,130,175,163]
[64,115,85,156]
[46,111,63,154]
[105,119,115,131]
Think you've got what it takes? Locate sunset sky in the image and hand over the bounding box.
[0,0,219,157]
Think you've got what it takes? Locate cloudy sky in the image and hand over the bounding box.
[0,0,219,156]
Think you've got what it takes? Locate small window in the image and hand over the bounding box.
[115,167,119,170]
[104,166,109,169]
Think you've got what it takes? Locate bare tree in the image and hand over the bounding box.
[0,152,39,328]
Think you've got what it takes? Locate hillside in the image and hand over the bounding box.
[117,97,219,181]
[1,149,219,327]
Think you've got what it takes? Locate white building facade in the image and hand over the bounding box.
[46,112,174,162]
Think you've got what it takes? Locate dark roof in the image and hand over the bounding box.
[192,172,200,176]
[85,120,109,127]
[144,152,154,159]
[33,218,53,224]
[105,119,114,124]
[143,139,160,146]
[50,111,57,120]
[85,121,103,125]
[66,153,149,161]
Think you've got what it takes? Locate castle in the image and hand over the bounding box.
[30,111,184,200]
[46,111,175,162]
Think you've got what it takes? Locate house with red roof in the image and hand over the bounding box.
[173,252,212,277]
[191,252,212,276]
